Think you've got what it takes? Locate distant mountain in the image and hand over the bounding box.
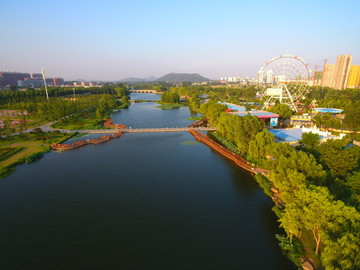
[118,77,157,83]
[155,73,210,83]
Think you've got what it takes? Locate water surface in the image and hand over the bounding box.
[0,94,295,269]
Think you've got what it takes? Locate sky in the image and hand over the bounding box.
[1,0,359,81]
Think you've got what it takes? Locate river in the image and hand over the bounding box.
[0,93,295,269]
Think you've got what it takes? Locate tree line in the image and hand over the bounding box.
[0,85,130,122]
[0,84,130,105]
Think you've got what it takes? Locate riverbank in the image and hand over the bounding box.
[0,131,76,179]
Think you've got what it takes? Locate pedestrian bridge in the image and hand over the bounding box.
[76,127,218,134]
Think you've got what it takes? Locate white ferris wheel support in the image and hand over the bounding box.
[262,82,299,112]
[258,55,311,112]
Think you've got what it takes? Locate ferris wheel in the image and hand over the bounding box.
[258,55,311,112]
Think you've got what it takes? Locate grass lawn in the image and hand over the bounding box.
[0,132,75,178]
[0,142,47,168]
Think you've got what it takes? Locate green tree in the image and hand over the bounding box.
[317,139,359,178]
[280,186,333,255]
[300,132,320,149]
[269,104,294,123]
[344,104,360,131]
[189,94,200,111]
[345,172,360,210]
[161,92,180,103]
[320,200,360,270]
[312,113,331,128]
[248,130,275,163]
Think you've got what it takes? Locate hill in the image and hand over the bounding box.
[155,73,209,83]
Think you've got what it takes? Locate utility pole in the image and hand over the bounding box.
[41,69,49,101]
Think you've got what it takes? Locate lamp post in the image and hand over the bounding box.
[41,69,49,101]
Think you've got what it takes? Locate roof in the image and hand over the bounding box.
[269,128,336,143]
[221,102,279,119]
[220,102,246,112]
[234,111,279,119]
[314,108,343,114]
[268,128,303,142]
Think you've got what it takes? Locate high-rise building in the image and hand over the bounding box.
[31,73,43,79]
[52,77,64,86]
[0,72,30,87]
[347,65,360,89]
[313,71,323,86]
[18,79,44,88]
[266,70,274,84]
[321,64,335,87]
[332,54,352,90]
[258,70,264,84]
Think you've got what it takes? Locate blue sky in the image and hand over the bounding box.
[1,0,359,80]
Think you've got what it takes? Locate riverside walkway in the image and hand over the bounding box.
[189,130,268,175]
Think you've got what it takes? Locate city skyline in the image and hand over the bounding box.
[1,0,359,81]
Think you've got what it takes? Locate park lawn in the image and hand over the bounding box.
[0,141,47,169]
[0,132,75,178]
[51,110,105,130]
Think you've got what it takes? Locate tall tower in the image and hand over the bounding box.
[347,65,360,89]
[332,54,352,90]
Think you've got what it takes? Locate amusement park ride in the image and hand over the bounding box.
[258,55,312,112]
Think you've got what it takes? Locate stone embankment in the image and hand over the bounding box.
[189,130,268,175]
